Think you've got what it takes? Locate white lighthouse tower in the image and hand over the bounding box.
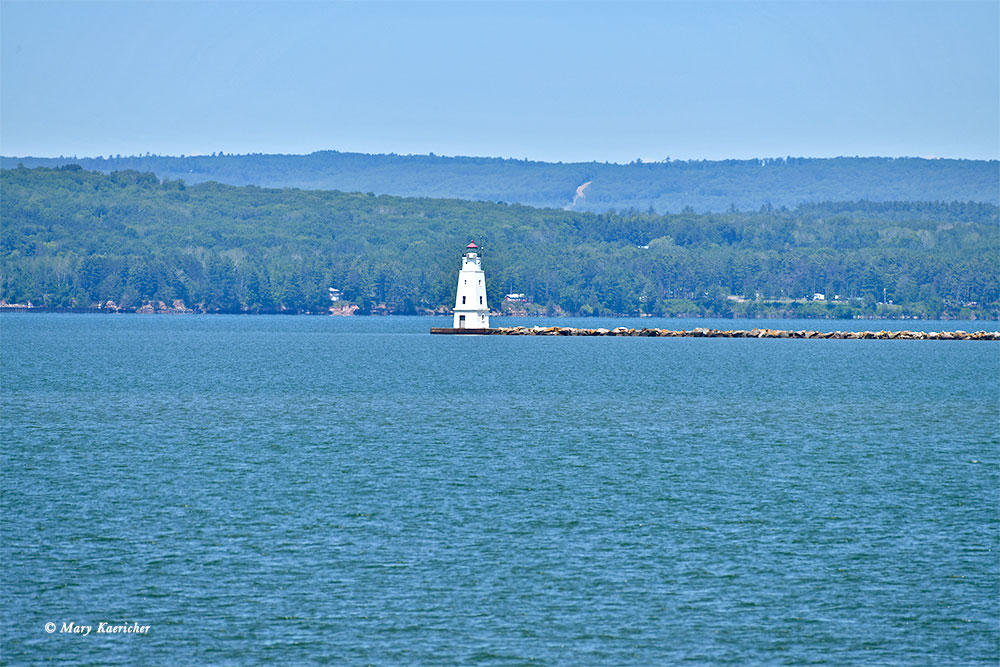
[453,241,490,329]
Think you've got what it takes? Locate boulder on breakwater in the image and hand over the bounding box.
[484,326,1000,340]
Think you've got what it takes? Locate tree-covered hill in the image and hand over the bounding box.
[2,165,997,319]
[2,152,996,214]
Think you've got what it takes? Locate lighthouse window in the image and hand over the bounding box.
[462,296,466,304]
[479,296,483,304]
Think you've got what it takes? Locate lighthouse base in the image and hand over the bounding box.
[430,328,493,335]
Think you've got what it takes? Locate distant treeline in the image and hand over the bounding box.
[1,165,997,319]
[2,151,996,214]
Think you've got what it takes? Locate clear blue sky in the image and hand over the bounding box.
[1,1,997,162]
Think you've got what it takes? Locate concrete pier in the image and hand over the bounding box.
[430,327,493,335]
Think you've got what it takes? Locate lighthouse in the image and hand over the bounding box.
[453,241,490,329]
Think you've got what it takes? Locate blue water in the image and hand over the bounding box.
[3,314,998,664]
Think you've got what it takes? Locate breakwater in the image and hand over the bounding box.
[433,326,1000,340]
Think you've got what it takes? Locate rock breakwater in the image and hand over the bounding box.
[485,326,1000,340]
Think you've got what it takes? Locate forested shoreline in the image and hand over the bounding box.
[2,165,997,319]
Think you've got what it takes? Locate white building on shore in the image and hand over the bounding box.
[453,241,490,329]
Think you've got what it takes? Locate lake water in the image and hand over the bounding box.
[3,314,998,664]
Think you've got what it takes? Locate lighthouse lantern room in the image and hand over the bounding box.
[453,241,490,329]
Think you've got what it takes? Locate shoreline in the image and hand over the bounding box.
[1,306,994,323]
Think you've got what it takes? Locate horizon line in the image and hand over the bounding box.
[2,150,997,165]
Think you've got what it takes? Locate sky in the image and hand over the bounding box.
[1,1,997,163]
